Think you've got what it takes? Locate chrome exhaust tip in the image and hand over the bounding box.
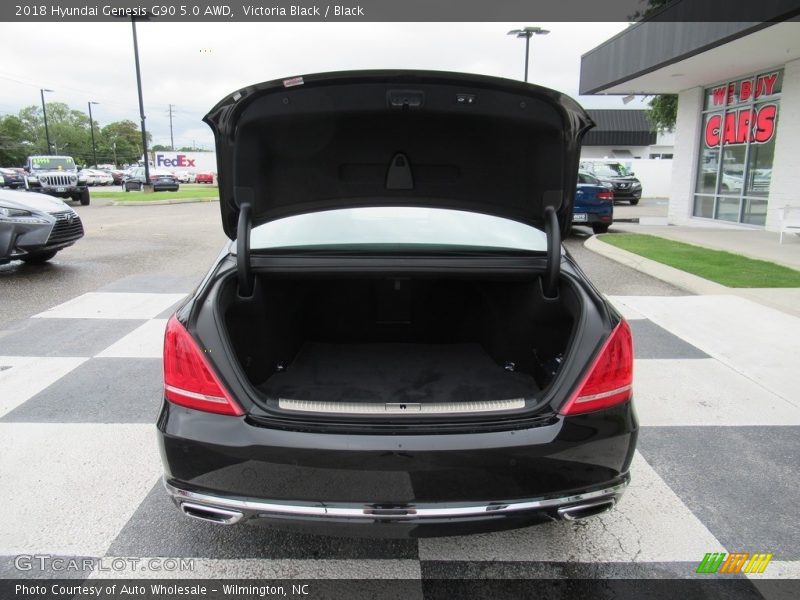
[180,501,244,525]
[557,498,616,521]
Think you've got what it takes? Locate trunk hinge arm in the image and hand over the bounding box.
[237,203,254,297]
[543,206,560,299]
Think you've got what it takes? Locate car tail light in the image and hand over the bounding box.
[163,316,244,416]
[598,191,614,201]
[560,320,633,416]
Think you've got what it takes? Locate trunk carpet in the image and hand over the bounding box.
[260,342,538,404]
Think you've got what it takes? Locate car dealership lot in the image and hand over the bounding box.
[0,203,798,583]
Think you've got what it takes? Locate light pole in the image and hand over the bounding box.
[130,15,152,188]
[88,101,99,167]
[40,88,54,153]
[507,26,550,83]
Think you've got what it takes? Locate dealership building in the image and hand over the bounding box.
[580,11,800,231]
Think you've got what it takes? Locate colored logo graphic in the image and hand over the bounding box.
[696,552,773,574]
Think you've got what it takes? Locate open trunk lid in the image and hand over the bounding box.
[204,70,594,239]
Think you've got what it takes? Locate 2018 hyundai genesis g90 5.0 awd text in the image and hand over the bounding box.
[157,71,637,537]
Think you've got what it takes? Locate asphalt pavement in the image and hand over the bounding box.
[1,200,798,587]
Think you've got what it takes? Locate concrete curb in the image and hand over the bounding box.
[585,235,730,295]
[110,197,219,206]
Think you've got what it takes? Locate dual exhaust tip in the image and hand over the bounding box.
[178,498,616,526]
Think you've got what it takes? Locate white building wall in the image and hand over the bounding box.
[581,146,650,159]
[766,57,800,231]
[668,87,704,225]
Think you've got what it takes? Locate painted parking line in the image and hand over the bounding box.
[96,319,168,359]
[634,358,800,426]
[33,293,186,320]
[0,356,88,418]
[608,295,800,406]
[0,423,161,556]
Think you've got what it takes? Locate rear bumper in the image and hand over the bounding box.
[157,400,637,536]
[612,189,641,200]
[164,476,629,537]
[572,211,613,226]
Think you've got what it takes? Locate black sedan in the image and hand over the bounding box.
[158,71,637,537]
[1,168,26,189]
[0,188,84,264]
[123,168,179,192]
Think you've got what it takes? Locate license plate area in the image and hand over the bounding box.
[573,213,588,222]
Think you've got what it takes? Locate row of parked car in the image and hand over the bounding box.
[572,160,643,234]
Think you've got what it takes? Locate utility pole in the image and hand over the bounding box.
[167,104,175,150]
[40,88,54,153]
[88,101,99,167]
[131,16,152,187]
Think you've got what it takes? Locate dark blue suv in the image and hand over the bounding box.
[573,171,614,234]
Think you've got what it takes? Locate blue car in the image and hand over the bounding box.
[573,171,614,234]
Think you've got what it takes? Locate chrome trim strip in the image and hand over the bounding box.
[278,397,526,415]
[164,479,628,522]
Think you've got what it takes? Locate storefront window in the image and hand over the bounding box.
[693,69,782,226]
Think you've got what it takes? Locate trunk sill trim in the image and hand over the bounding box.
[164,478,629,521]
[277,397,526,415]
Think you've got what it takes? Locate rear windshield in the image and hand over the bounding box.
[591,163,630,177]
[249,207,547,252]
[30,157,75,171]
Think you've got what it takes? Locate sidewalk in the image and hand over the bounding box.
[587,218,800,317]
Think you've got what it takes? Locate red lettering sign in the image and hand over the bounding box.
[754,104,777,143]
[740,79,753,102]
[704,104,777,147]
[705,114,721,146]
[757,73,778,97]
[712,87,727,107]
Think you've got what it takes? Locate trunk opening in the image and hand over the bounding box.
[219,273,579,418]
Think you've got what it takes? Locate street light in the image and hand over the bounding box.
[88,101,99,168]
[40,88,54,153]
[130,14,152,187]
[507,26,550,83]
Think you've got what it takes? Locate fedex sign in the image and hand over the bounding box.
[156,153,196,168]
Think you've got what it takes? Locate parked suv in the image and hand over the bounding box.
[24,155,90,205]
[579,160,642,205]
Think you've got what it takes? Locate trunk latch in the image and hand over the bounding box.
[385,403,421,412]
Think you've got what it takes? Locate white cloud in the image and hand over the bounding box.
[0,21,636,149]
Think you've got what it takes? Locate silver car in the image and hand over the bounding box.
[0,188,84,264]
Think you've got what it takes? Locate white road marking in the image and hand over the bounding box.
[634,358,800,426]
[0,356,88,418]
[0,423,161,556]
[33,293,185,320]
[418,452,725,563]
[608,295,800,407]
[605,296,647,320]
[96,319,168,358]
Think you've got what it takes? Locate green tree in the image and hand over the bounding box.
[98,120,151,166]
[0,115,31,165]
[646,94,678,133]
[17,102,94,159]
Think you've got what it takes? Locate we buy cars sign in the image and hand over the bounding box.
[154,151,217,172]
[703,72,779,148]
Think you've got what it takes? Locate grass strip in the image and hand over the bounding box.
[599,233,800,288]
